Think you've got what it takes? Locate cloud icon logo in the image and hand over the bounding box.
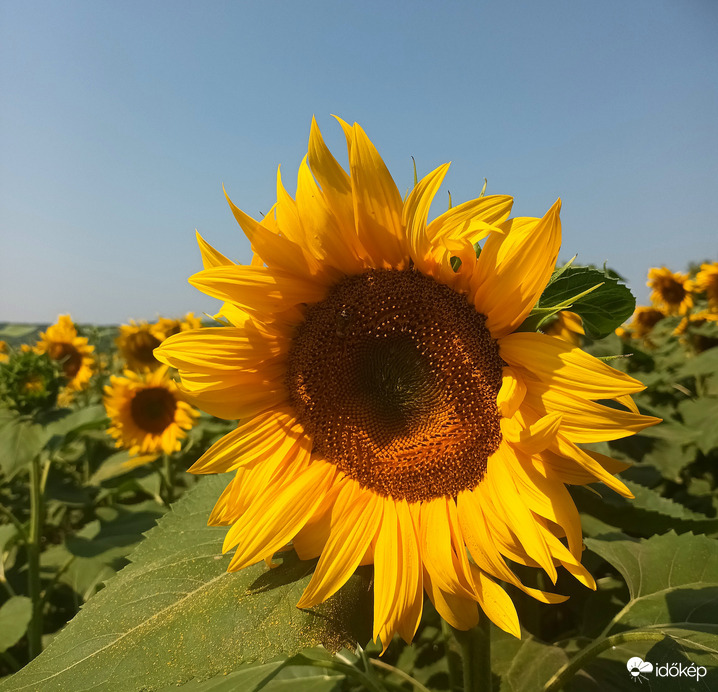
[626,657,654,678]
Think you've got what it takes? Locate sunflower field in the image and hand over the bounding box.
[1,125,718,692]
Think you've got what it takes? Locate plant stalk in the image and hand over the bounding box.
[27,454,44,660]
[453,615,491,692]
[544,630,667,691]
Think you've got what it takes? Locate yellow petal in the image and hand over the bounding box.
[348,123,408,268]
[497,366,527,418]
[196,231,233,269]
[419,497,475,600]
[422,568,479,630]
[297,482,382,608]
[403,163,450,268]
[155,327,284,373]
[426,195,514,244]
[500,332,645,399]
[225,460,336,570]
[189,264,329,314]
[472,199,562,338]
[189,407,304,475]
[523,385,661,443]
[470,565,521,638]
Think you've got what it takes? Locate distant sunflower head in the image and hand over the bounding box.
[116,321,165,371]
[104,365,198,459]
[630,306,666,338]
[694,261,718,309]
[154,313,203,339]
[646,267,693,315]
[0,340,8,364]
[674,310,718,352]
[543,310,584,346]
[156,118,659,648]
[35,315,94,393]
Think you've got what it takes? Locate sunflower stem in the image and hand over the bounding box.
[161,454,174,505]
[452,616,491,692]
[27,453,44,660]
[543,630,667,691]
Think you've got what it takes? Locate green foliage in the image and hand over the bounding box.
[0,476,371,692]
[520,261,635,338]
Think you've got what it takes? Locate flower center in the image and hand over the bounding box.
[128,332,162,367]
[286,268,503,502]
[660,278,686,304]
[130,387,177,434]
[48,342,83,378]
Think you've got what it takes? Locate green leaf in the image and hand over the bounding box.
[677,397,718,455]
[0,410,49,477]
[0,475,372,692]
[522,264,635,339]
[160,658,344,692]
[43,405,108,444]
[0,325,40,340]
[585,532,718,636]
[0,596,32,653]
[573,481,718,537]
[491,628,569,692]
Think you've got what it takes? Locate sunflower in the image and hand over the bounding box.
[0,340,8,364]
[156,118,659,648]
[116,321,165,371]
[104,365,198,460]
[694,261,718,310]
[543,310,584,346]
[35,315,94,394]
[155,313,203,339]
[646,267,693,315]
[629,306,666,339]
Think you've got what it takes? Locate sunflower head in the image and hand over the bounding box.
[104,365,199,460]
[646,267,693,315]
[35,315,94,393]
[0,349,63,415]
[0,341,8,364]
[154,313,203,339]
[629,306,667,338]
[116,321,165,371]
[694,261,718,309]
[157,118,659,649]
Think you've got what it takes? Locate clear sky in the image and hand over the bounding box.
[1,0,716,325]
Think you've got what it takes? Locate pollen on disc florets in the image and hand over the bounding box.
[286,268,503,502]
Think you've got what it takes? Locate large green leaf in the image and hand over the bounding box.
[573,481,718,537]
[0,410,49,478]
[586,532,718,637]
[491,629,569,692]
[0,475,372,692]
[522,264,635,339]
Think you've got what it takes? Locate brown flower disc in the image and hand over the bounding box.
[286,268,503,502]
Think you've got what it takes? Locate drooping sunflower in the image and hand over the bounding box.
[156,118,660,647]
[116,321,165,371]
[543,310,584,346]
[104,365,198,461]
[694,261,718,310]
[646,267,693,315]
[35,315,94,394]
[629,306,666,339]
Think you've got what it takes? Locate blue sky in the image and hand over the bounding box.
[1,0,716,324]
